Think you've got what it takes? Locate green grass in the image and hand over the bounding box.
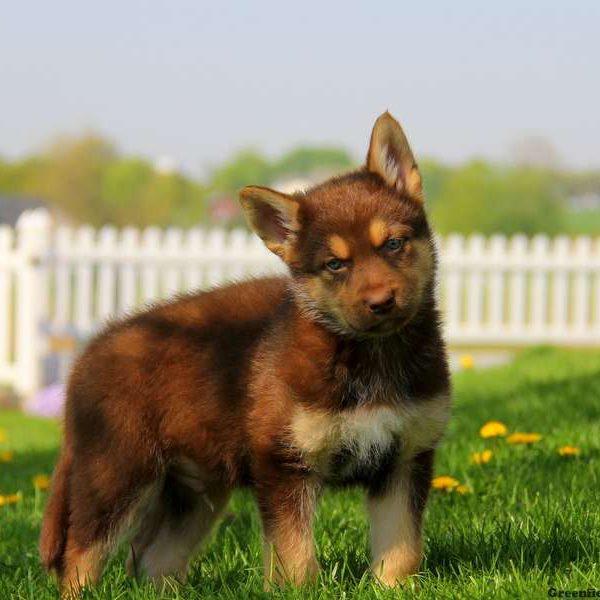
[1,347,599,599]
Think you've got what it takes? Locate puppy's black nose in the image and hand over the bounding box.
[366,293,396,315]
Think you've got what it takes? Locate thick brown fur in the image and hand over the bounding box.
[40,112,451,594]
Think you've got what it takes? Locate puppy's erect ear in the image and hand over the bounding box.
[366,111,423,203]
[239,186,300,262]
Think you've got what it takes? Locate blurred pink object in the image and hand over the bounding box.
[24,383,65,418]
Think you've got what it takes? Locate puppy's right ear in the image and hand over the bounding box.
[239,186,301,262]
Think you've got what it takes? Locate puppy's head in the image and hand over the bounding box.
[240,112,435,337]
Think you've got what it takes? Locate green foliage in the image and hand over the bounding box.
[429,161,566,235]
[0,156,47,196]
[274,146,354,178]
[208,146,354,195]
[36,134,117,224]
[420,160,452,210]
[0,135,208,227]
[100,159,206,227]
[101,158,155,222]
[209,149,273,193]
[0,131,598,233]
[1,347,599,598]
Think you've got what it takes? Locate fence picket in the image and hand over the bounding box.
[184,229,204,290]
[508,236,528,333]
[74,227,95,333]
[118,228,139,313]
[443,235,463,337]
[141,228,162,303]
[163,228,183,296]
[205,229,227,287]
[531,235,549,333]
[15,211,50,395]
[227,229,250,281]
[466,235,485,332]
[0,227,13,369]
[53,227,73,330]
[573,237,591,333]
[488,235,506,335]
[97,227,118,321]
[551,237,569,333]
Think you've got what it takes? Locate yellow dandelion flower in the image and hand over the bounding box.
[479,421,508,439]
[431,476,460,491]
[0,429,6,443]
[455,484,472,495]
[471,449,493,465]
[0,450,14,463]
[33,474,51,491]
[459,354,475,370]
[558,445,581,457]
[506,432,542,445]
[0,492,22,507]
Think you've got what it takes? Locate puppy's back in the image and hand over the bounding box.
[64,276,290,457]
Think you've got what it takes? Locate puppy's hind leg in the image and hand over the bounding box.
[128,465,231,583]
[59,457,158,598]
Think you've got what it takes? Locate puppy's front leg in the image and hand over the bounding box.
[257,476,319,588]
[368,449,434,586]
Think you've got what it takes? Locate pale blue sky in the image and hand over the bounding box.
[1,1,598,174]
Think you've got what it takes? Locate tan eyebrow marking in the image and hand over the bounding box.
[369,218,388,247]
[328,234,351,259]
[389,223,413,238]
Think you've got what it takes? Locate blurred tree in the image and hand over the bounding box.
[420,159,451,210]
[2,132,598,234]
[430,161,565,235]
[0,156,48,196]
[35,134,117,224]
[209,149,272,194]
[138,172,206,227]
[100,158,154,224]
[209,146,355,194]
[101,159,207,227]
[273,146,354,178]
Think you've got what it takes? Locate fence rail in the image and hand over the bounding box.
[1,209,599,396]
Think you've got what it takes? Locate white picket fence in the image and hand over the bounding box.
[1,209,599,397]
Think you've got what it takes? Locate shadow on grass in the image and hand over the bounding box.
[424,513,596,578]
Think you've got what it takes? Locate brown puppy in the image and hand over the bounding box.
[40,112,450,595]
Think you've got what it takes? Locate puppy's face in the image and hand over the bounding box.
[241,112,436,337]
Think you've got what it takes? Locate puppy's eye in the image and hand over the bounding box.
[383,238,406,252]
[325,258,345,272]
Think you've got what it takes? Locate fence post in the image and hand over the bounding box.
[15,209,52,398]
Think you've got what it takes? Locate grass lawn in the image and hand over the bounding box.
[1,346,599,599]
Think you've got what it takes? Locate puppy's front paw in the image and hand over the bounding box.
[371,548,422,587]
[263,551,320,589]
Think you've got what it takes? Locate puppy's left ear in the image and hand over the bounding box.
[366,111,423,203]
[239,186,300,263]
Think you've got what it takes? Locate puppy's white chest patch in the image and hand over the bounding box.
[337,406,401,463]
[290,395,450,476]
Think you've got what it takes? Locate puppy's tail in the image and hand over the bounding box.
[39,445,72,573]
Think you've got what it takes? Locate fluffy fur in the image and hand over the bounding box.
[40,111,451,595]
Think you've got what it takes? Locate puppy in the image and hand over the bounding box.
[40,112,450,595]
